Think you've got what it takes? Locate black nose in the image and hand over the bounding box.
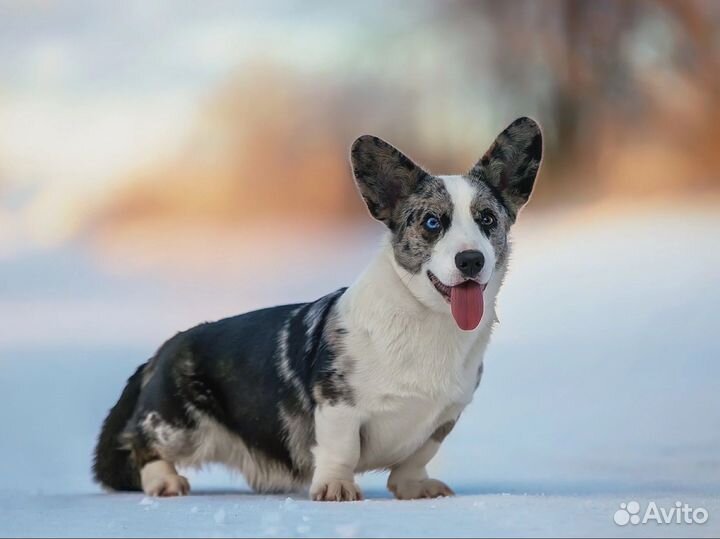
[455,250,485,278]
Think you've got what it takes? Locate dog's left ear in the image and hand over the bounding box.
[468,117,542,217]
[350,135,429,229]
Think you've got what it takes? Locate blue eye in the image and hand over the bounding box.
[423,215,441,231]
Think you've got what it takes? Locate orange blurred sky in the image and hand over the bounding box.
[1,1,718,261]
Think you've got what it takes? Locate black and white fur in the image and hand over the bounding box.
[93,117,542,501]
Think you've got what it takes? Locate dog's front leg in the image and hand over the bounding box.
[310,404,364,502]
[387,411,461,500]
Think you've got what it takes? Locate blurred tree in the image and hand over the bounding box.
[447,0,720,195]
[91,0,720,240]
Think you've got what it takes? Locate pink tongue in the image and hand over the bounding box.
[450,281,484,331]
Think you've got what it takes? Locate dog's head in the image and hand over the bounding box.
[351,117,542,330]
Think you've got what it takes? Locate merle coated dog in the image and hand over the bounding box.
[93,117,542,501]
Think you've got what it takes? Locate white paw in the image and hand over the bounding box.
[310,479,364,502]
[388,478,454,500]
[143,474,191,497]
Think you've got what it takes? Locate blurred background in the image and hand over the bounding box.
[0,0,719,500]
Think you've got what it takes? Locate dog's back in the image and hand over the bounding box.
[93,290,345,494]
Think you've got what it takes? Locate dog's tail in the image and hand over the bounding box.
[92,363,146,491]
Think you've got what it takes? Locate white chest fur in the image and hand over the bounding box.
[335,240,501,470]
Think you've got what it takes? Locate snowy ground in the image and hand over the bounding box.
[1,205,719,537]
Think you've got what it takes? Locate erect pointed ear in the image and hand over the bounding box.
[350,135,430,228]
[469,117,542,217]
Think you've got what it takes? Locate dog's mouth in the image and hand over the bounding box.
[428,271,486,331]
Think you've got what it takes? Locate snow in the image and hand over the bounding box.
[1,206,719,537]
[1,493,717,537]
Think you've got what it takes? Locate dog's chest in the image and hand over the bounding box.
[356,394,447,471]
[344,317,488,470]
[346,311,488,402]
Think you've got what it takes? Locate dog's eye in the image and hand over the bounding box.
[423,215,442,232]
[478,212,496,228]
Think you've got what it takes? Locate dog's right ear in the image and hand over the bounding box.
[350,135,429,228]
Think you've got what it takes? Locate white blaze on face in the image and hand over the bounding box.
[425,175,496,287]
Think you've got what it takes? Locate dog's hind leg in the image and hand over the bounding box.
[123,344,203,497]
[124,409,195,497]
[140,459,190,497]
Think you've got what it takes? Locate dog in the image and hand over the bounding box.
[93,117,542,501]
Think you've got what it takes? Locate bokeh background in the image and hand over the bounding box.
[2,0,720,257]
[1,1,719,526]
